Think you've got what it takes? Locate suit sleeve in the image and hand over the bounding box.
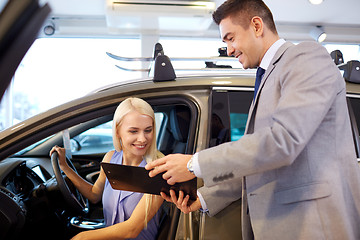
[197,178,242,217]
[198,42,345,188]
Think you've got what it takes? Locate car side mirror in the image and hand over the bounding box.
[70,139,81,152]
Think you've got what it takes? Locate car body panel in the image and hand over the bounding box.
[0,75,255,160]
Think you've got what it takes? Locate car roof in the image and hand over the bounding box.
[1,72,360,160]
[0,74,254,159]
[92,72,256,93]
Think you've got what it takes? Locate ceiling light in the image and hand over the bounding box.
[309,0,324,5]
[310,26,327,42]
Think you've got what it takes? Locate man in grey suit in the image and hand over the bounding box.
[146,0,360,238]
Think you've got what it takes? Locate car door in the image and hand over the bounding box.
[196,87,253,240]
[60,96,199,239]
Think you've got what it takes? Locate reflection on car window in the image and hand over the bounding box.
[229,91,252,142]
[209,90,252,147]
[71,121,113,155]
[230,113,248,141]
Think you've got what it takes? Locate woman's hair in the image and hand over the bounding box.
[112,97,158,163]
[212,0,277,34]
[112,97,162,228]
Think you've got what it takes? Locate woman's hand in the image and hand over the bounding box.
[49,145,68,170]
[161,190,201,214]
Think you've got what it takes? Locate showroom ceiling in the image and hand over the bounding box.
[26,0,360,43]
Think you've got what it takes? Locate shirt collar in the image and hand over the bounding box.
[259,39,286,70]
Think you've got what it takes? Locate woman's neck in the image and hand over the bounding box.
[122,151,143,166]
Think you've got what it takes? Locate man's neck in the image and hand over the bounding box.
[260,34,280,65]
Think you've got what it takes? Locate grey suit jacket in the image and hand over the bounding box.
[197,42,360,239]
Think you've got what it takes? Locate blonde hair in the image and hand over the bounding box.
[112,97,162,227]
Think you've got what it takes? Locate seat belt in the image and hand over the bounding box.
[62,129,72,159]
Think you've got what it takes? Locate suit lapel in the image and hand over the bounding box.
[245,42,294,134]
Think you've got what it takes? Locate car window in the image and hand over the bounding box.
[209,89,252,147]
[348,97,360,133]
[71,121,113,155]
[230,113,248,141]
[228,91,253,141]
[71,112,165,155]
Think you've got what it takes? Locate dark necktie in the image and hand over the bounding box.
[253,67,265,101]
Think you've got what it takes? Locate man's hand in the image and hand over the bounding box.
[161,190,201,214]
[145,154,195,185]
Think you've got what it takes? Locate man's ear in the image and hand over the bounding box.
[251,16,264,37]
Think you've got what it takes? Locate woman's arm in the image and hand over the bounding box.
[71,195,164,240]
[50,146,113,203]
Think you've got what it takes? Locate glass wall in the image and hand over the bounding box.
[1,36,359,132]
[0,38,142,130]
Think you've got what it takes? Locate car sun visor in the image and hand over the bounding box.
[101,162,197,201]
[0,0,51,100]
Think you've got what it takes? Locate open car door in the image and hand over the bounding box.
[0,0,50,100]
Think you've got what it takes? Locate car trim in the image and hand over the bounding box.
[212,86,254,91]
[346,93,360,98]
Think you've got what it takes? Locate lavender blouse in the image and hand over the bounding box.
[102,150,161,240]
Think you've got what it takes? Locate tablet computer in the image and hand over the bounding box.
[101,162,197,201]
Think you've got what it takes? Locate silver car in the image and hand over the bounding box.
[1,1,360,239]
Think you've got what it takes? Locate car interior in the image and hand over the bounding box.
[0,97,198,240]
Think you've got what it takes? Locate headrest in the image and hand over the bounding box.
[170,105,190,142]
[343,60,360,84]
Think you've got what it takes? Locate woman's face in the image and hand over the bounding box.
[117,110,154,159]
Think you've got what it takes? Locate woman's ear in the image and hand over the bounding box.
[115,128,123,148]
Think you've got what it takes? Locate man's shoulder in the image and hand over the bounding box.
[277,41,331,66]
[287,41,328,55]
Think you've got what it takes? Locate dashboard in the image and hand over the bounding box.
[0,158,53,239]
[0,158,52,195]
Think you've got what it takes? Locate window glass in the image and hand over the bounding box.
[71,121,113,155]
[159,38,237,75]
[348,97,360,134]
[0,38,141,131]
[324,44,360,63]
[230,113,248,141]
[229,91,253,141]
[210,90,252,147]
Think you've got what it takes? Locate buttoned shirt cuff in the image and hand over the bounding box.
[192,152,202,178]
[197,190,209,213]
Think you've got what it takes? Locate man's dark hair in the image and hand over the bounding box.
[213,0,277,34]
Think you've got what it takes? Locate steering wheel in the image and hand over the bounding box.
[51,152,89,214]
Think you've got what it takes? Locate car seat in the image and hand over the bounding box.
[169,105,191,154]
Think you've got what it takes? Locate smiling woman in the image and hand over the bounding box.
[49,97,166,240]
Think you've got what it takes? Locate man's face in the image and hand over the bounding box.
[220,16,262,69]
